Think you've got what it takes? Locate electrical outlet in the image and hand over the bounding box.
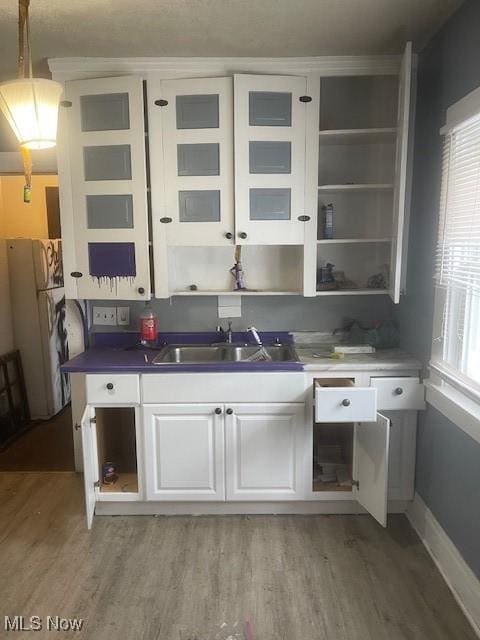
[92,306,117,326]
[117,306,130,326]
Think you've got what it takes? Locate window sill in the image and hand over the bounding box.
[424,379,480,446]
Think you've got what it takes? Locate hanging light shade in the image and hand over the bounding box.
[0,78,63,150]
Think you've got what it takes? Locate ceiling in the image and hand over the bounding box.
[0,0,464,79]
[0,0,463,150]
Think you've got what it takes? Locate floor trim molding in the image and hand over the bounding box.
[407,492,480,638]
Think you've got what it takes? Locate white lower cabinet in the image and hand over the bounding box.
[142,402,305,503]
[225,403,305,501]
[143,404,225,501]
[79,371,420,529]
[81,404,142,529]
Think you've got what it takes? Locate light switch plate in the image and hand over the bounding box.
[117,306,130,326]
[218,295,242,318]
[92,306,117,326]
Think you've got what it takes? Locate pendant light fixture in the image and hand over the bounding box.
[0,0,62,201]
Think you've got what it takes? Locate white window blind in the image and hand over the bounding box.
[436,115,480,294]
[433,111,480,391]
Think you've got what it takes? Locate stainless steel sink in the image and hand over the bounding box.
[152,345,224,364]
[152,343,298,364]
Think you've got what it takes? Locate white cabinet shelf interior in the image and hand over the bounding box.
[167,245,304,295]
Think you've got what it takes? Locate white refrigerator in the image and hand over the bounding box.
[7,239,70,419]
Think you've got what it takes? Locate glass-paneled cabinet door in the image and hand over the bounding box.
[234,75,308,245]
[64,76,150,300]
[149,77,234,246]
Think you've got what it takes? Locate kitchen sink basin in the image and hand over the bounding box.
[152,343,298,364]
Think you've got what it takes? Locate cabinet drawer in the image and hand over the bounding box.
[314,379,377,423]
[86,374,140,405]
[371,377,425,410]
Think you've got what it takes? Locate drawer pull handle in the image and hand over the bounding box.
[342,399,351,407]
[394,387,404,395]
[215,407,222,415]
[226,408,233,415]
[106,383,114,390]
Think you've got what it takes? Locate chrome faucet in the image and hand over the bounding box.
[247,326,262,346]
[215,321,233,344]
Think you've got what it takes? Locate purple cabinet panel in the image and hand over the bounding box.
[88,242,136,277]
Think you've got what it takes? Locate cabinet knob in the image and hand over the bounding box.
[394,387,404,395]
[239,232,247,240]
[226,408,233,415]
[215,407,222,415]
[138,287,145,295]
[106,383,114,391]
[342,398,351,407]
[225,232,233,239]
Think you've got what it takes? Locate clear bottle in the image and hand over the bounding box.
[140,303,158,347]
[323,203,334,239]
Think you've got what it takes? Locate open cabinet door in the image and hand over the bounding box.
[354,413,391,527]
[64,76,150,301]
[81,406,97,529]
[390,42,413,303]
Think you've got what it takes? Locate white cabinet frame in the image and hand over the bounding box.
[234,74,308,245]
[62,76,150,300]
[81,404,143,529]
[148,77,234,248]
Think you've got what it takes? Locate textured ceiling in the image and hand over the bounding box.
[0,0,464,80]
[0,0,463,150]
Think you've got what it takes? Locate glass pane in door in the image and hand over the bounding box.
[83,145,132,181]
[177,143,220,176]
[179,190,221,222]
[249,92,292,126]
[249,141,291,173]
[80,93,130,131]
[176,95,219,129]
[249,188,291,220]
[86,194,134,229]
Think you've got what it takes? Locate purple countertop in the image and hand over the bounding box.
[62,332,304,374]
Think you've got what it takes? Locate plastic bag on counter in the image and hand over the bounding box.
[337,319,400,350]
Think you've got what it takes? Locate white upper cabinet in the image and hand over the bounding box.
[61,76,150,300]
[149,77,235,247]
[390,42,413,303]
[234,74,308,245]
[54,52,414,301]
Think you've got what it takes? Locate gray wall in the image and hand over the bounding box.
[397,0,480,579]
[93,294,394,333]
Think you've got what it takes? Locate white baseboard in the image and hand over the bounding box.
[95,499,409,517]
[407,493,480,638]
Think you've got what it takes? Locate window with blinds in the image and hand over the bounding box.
[433,107,480,392]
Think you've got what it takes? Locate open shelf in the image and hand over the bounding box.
[95,407,138,495]
[319,75,398,130]
[170,290,300,296]
[317,238,391,244]
[100,473,138,493]
[168,245,304,296]
[315,289,388,296]
[313,422,353,492]
[318,184,393,192]
[318,127,397,145]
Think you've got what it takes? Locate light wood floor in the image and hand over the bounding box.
[0,472,476,640]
